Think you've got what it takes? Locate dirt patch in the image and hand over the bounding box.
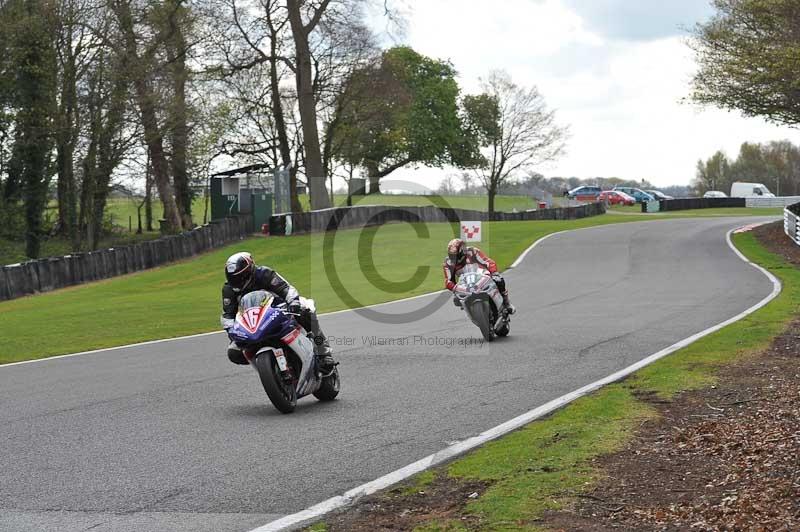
[752,220,800,266]
[543,221,800,531]
[321,473,489,531]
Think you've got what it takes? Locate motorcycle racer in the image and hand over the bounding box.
[443,238,515,314]
[221,252,336,371]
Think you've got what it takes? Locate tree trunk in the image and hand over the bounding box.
[366,161,380,194]
[286,0,330,210]
[89,73,127,249]
[132,73,181,233]
[4,128,23,203]
[55,52,79,247]
[22,130,52,259]
[144,133,181,233]
[145,156,153,232]
[265,5,301,213]
[488,184,497,216]
[114,0,181,233]
[167,5,192,229]
[81,108,99,248]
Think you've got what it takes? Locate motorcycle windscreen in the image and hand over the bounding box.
[456,263,490,290]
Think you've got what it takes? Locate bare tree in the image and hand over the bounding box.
[286,0,331,210]
[438,174,455,195]
[459,171,473,193]
[467,70,568,215]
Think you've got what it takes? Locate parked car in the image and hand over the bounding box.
[730,182,775,198]
[567,185,602,200]
[598,190,635,206]
[612,186,655,203]
[646,190,673,200]
[703,190,728,198]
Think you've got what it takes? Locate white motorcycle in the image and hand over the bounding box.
[452,264,511,342]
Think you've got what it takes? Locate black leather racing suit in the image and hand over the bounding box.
[221,266,329,365]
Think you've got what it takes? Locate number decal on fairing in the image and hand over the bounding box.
[242,307,262,331]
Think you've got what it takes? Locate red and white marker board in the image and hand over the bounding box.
[460,221,482,242]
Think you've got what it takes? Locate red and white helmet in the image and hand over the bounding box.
[447,238,465,265]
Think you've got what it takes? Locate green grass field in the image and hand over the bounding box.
[104,196,211,230]
[300,193,539,212]
[312,229,800,531]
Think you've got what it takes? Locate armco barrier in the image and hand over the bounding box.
[655,197,746,212]
[268,202,606,236]
[0,215,254,302]
[784,202,800,246]
[747,196,800,208]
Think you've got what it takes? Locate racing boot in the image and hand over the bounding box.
[502,292,516,315]
[314,334,337,373]
[308,312,337,371]
[227,341,248,365]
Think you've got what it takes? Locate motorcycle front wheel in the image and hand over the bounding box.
[471,301,495,342]
[255,353,297,414]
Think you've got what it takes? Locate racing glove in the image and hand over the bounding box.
[287,299,303,315]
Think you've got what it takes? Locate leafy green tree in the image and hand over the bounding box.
[762,140,800,196]
[729,142,769,186]
[3,0,58,258]
[693,150,731,195]
[690,0,800,126]
[332,46,477,193]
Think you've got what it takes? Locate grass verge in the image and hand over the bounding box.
[315,230,800,531]
[608,205,783,217]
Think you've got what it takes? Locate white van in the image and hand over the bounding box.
[730,182,775,198]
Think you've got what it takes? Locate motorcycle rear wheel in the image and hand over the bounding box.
[255,353,297,414]
[313,367,340,402]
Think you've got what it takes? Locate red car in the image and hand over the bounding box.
[598,190,635,206]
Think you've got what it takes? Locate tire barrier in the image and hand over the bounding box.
[653,197,746,212]
[784,202,800,246]
[268,202,606,236]
[0,215,254,302]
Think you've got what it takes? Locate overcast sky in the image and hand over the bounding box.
[370,0,800,189]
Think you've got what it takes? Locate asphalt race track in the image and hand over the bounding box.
[0,217,777,532]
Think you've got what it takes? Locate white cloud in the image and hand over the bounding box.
[372,0,800,188]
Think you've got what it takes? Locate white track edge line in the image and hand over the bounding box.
[249,224,782,532]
